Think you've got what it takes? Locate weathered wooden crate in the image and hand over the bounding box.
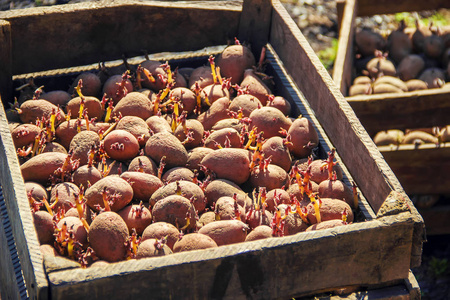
[0,0,424,299]
[333,0,450,199]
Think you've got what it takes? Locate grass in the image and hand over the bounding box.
[317,38,338,71]
[394,11,450,28]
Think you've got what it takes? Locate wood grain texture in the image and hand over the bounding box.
[0,96,48,299]
[347,89,450,136]
[269,0,424,267]
[238,0,272,59]
[379,143,450,195]
[48,215,413,300]
[0,0,242,75]
[0,20,12,106]
[355,0,450,16]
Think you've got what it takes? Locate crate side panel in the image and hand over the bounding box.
[48,217,413,299]
[0,21,12,105]
[2,1,241,75]
[0,100,48,299]
[347,90,450,136]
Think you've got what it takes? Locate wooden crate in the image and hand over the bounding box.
[0,0,424,299]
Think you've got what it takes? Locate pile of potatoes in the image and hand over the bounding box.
[8,42,357,266]
[373,125,450,146]
[349,17,450,96]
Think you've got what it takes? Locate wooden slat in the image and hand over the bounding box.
[0,96,48,299]
[379,143,450,195]
[347,89,450,136]
[0,0,242,75]
[0,20,12,107]
[355,0,450,16]
[332,0,356,96]
[48,215,413,300]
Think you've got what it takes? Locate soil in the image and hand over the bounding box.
[1,0,450,298]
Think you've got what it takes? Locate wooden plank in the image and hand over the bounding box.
[0,0,242,75]
[269,0,424,268]
[0,20,12,106]
[332,0,356,96]
[355,0,450,16]
[48,215,414,300]
[419,204,450,235]
[379,143,450,195]
[238,0,272,59]
[347,89,450,136]
[0,95,48,299]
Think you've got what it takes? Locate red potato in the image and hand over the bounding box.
[174,119,204,149]
[117,204,153,235]
[173,233,218,253]
[116,116,151,147]
[188,66,214,90]
[245,208,273,230]
[186,147,215,171]
[397,54,425,81]
[388,21,413,64]
[201,148,251,185]
[229,94,262,118]
[198,211,216,228]
[306,198,354,224]
[249,164,289,191]
[214,196,246,222]
[136,239,172,259]
[201,83,230,105]
[318,179,355,208]
[278,204,308,236]
[146,115,172,134]
[145,131,189,169]
[309,159,343,184]
[287,117,319,158]
[128,155,158,175]
[287,181,319,206]
[69,72,102,97]
[103,129,140,162]
[245,225,273,242]
[72,165,102,189]
[66,96,104,120]
[55,119,95,150]
[25,182,48,203]
[198,220,249,246]
[88,211,129,262]
[239,69,272,105]
[120,171,163,201]
[56,216,88,249]
[112,92,153,120]
[141,222,180,251]
[265,188,291,213]
[170,87,197,114]
[151,195,197,230]
[33,210,54,245]
[216,44,256,84]
[355,28,386,57]
[305,219,348,231]
[161,167,195,183]
[204,179,252,209]
[69,130,101,166]
[140,60,171,92]
[20,152,68,185]
[41,142,67,154]
[267,96,291,116]
[261,136,292,172]
[85,176,134,212]
[197,97,231,131]
[211,118,244,132]
[40,90,72,108]
[11,123,42,149]
[250,107,292,140]
[18,99,66,125]
[102,74,133,105]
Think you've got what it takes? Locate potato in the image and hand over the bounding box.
[373,130,404,146]
[66,96,104,120]
[136,239,172,259]
[355,28,386,57]
[11,123,42,149]
[117,204,152,235]
[56,216,88,249]
[55,119,93,150]
[211,118,244,132]
[69,130,101,166]
[198,211,216,228]
[188,66,214,90]
[50,182,80,213]
[172,233,218,253]
[161,167,195,183]
[204,127,241,150]
[112,92,153,120]
[140,60,168,91]
[402,130,438,144]
[145,131,188,169]
[170,87,197,114]
[150,180,206,214]
[287,117,319,158]
[245,225,273,242]
[141,222,180,251]
[406,79,428,91]
[25,181,48,203]
[306,198,354,224]
[128,155,158,175]
[204,179,251,209]
[88,211,129,262]
[418,68,446,89]
[388,24,413,64]
[174,119,204,149]
[40,90,72,108]
[278,204,308,235]
[216,44,256,84]
[201,148,251,185]
[366,57,396,78]
[353,76,371,85]
[41,142,67,154]
[120,171,163,201]
[146,115,172,134]
[229,94,262,118]
[309,159,343,184]
[103,129,140,162]
[287,182,319,206]
[117,116,151,147]
[201,84,230,105]
[85,176,134,212]
[246,208,272,230]
[197,97,231,130]
[348,84,371,96]
[265,188,291,213]
[305,219,348,231]
[69,72,102,97]
[267,96,291,116]
[214,196,246,222]
[373,76,408,92]
[102,74,133,105]
[198,220,249,246]
[250,107,291,140]
[151,195,197,230]
[240,69,271,105]
[261,136,292,172]
[19,99,66,125]
[249,164,289,191]
[397,54,425,81]
[186,147,214,171]
[21,152,68,185]
[33,211,54,245]
[318,179,355,208]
